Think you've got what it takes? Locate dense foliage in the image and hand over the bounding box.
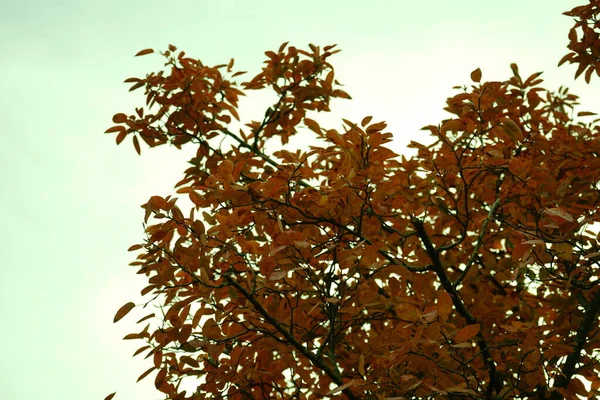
[106,2,600,399]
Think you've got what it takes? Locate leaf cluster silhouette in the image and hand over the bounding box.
[105,2,600,399]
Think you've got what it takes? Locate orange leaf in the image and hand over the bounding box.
[113,302,135,323]
[366,122,387,134]
[304,118,321,134]
[453,324,480,343]
[104,393,116,400]
[135,48,154,57]
[470,67,482,83]
[361,116,373,127]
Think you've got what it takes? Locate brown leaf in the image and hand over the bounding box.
[133,135,141,155]
[113,302,135,323]
[135,48,154,57]
[437,291,453,321]
[470,67,482,83]
[453,324,480,343]
[358,353,365,376]
[326,380,356,395]
[137,367,156,382]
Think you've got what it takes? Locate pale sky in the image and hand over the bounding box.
[1,1,597,399]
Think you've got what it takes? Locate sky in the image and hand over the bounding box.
[0,0,598,399]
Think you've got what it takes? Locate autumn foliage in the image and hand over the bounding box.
[106,3,600,399]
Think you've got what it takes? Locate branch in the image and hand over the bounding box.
[550,287,600,399]
[411,217,503,396]
[223,275,359,400]
[454,198,502,287]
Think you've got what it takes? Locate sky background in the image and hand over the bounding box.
[1,0,598,399]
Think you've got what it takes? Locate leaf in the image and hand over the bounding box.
[112,113,128,123]
[133,135,141,155]
[584,251,600,259]
[361,116,373,127]
[113,302,135,323]
[105,126,125,134]
[136,313,155,324]
[544,207,574,223]
[269,271,286,281]
[133,345,151,357]
[500,118,523,143]
[303,118,321,134]
[127,244,143,251]
[585,65,594,83]
[155,368,167,389]
[366,121,387,134]
[331,89,351,99]
[104,393,116,400]
[115,131,127,145]
[129,81,145,92]
[437,291,453,321]
[557,53,573,67]
[470,67,482,83]
[135,48,154,57]
[326,380,356,395]
[554,242,573,261]
[358,353,365,376]
[577,111,597,117]
[453,324,480,343]
[137,366,156,382]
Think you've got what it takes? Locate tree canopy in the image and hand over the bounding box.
[105,1,600,399]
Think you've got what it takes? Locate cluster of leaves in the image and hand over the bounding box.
[561,0,600,82]
[105,5,600,400]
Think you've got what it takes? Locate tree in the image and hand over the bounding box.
[106,2,600,399]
